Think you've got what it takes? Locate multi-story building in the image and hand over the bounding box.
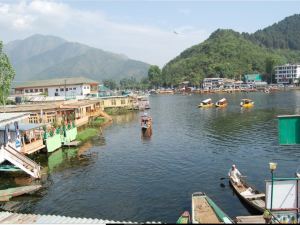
[275,64,300,84]
[203,78,224,89]
[14,77,99,97]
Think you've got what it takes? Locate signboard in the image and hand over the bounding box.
[266,180,297,209]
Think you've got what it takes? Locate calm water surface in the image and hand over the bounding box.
[1,91,300,222]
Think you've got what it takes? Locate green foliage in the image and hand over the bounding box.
[0,41,15,105]
[77,128,99,142]
[103,79,117,90]
[90,117,107,126]
[245,14,300,50]
[148,65,162,88]
[161,29,300,86]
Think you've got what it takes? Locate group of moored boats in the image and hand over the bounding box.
[177,169,265,224]
[198,98,254,108]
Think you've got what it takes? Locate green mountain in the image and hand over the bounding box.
[245,14,300,50]
[162,15,300,86]
[4,34,150,82]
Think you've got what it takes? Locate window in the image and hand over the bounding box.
[73,87,76,90]
[87,86,90,89]
[111,99,116,105]
[39,89,43,92]
[66,88,68,91]
[60,88,64,91]
[121,100,125,104]
[30,89,33,93]
[35,89,38,92]
[25,90,29,93]
[56,89,58,92]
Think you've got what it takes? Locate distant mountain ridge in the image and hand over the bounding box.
[4,34,150,82]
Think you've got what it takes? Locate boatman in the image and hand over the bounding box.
[228,164,242,186]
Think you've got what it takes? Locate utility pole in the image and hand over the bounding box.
[64,79,67,100]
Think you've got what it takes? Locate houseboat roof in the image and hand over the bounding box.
[0,123,45,131]
[202,98,212,103]
[0,113,29,126]
[14,77,99,89]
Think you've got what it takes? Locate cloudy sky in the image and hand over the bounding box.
[1,0,300,66]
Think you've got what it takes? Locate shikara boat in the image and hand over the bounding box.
[141,114,152,130]
[176,211,190,224]
[215,98,228,108]
[192,192,233,224]
[229,177,265,213]
[198,98,214,108]
[0,185,42,201]
[240,99,254,108]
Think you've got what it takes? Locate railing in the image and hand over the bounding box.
[22,139,45,154]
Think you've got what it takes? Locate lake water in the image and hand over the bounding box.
[1,91,300,223]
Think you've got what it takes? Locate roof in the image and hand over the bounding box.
[0,212,160,224]
[15,77,99,89]
[0,113,29,126]
[202,98,212,103]
[0,123,45,131]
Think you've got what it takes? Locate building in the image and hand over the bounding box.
[99,96,134,109]
[14,77,99,98]
[203,78,224,89]
[243,74,263,84]
[275,64,300,84]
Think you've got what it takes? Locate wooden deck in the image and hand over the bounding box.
[63,141,81,147]
[235,215,265,224]
[193,196,220,223]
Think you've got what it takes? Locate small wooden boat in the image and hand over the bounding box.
[141,114,152,130]
[240,99,254,108]
[229,177,265,213]
[215,98,228,108]
[0,185,42,201]
[192,192,233,224]
[198,98,214,108]
[176,211,190,224]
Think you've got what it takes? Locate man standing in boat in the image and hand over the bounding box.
[228,164,242,185]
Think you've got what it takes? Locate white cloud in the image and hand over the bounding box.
[0,0,208,66]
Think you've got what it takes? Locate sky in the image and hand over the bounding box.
[0,0,300,67]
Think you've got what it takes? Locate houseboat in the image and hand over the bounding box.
[215,98,228,108]
[198,98,214,108]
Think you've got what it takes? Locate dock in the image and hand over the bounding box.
[235,215,265,223]
[0,212,161,224]
[63,141,81,147]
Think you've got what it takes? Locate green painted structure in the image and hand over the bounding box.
[61,126,77,144]
[244,74,262,83]
[45,134,62,153]
[278,115,300,145]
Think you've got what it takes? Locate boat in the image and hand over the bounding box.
[192,192,233,224]
[0,164,21,172]
[0,185,42,201]
[229,176,265,213]
[240,99,254,108]
[141,114,152,130]
[176,211,190,224]
[198,98,214,108]
[215,98,228,108]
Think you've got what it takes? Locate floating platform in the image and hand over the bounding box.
[0,212,161,224]
[0,185,42,202]
[63,141,81,147]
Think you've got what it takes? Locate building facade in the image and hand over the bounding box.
[14,77,99,98]
[243,74,262,84]
[203,78,224,89]
[275,64,300,84]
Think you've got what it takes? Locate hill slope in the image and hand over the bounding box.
[4,34,150,82]
[162,15,300,86]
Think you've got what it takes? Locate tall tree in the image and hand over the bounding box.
[148,65,161,88]
[0,41,15,105]
[103,79,117,90]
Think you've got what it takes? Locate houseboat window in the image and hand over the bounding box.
[25,90,29,93]
[111,99,116,105]
[39,89,43,92]
[66,88,68,91]
[35,89,38,92]
[60,88,64,91]
[73,87,76,90]
[121,99,126,104]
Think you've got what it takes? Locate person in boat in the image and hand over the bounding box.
[228,164,242,185]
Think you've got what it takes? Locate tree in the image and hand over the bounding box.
[265,57,278,84]
[0,41,15,105]
[148,65,161,88]
[103,79,117,90]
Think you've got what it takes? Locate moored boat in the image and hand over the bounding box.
[240,99,254,108]
[141,113,152,130]
[176,211,190,224]
[198,98,214,108]
[229,176,265,213]
[215,98,228,108]
[192,192,233,224]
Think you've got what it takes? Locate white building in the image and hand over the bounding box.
[275,64,300,84]
[203,78,224,89]
[14,77,99,98]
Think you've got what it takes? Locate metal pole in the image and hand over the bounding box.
[64,79,67,100]
[271,170,274,211]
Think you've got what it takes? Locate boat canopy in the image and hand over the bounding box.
[202,98,212,103]
[218,98,227,103]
